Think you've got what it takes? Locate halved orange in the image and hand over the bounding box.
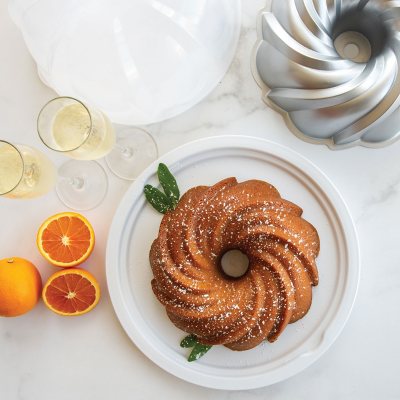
[37,212,95,267]
[42,268,100,316]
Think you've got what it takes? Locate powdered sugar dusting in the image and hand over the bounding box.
[149,178,320,351]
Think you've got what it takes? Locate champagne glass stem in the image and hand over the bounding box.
[56,160,107,210]
[62,176,85,190]
[23,163,37,187]
[115,144,135,159]
[105,128,158,180]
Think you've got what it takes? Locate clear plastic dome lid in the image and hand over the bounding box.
[9,0,241,125]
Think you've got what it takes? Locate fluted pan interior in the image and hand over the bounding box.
[254,0,400,148]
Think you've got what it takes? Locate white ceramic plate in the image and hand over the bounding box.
[106,136,360,390]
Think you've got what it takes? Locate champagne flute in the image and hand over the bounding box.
[0,140,56,199]
[37,97,158,210]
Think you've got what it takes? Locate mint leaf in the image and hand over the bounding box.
[180,334,197,348]
[188,342,212,362]
[157,163,180,208]
[180,334,213,361]
[144,184,172,214]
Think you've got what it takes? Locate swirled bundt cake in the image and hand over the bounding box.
[150,178,320,351]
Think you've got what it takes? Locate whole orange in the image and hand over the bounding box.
[0,257,42,317]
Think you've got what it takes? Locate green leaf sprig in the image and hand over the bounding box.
[180,334,212,362]
[144,163,180,213]
[157,163,180,208]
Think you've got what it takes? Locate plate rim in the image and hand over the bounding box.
[106,135,360,390]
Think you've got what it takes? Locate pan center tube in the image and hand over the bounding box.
[331,6,390,64]
[334,31,371,63]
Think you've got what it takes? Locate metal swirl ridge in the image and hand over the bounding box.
[253,0,400,148]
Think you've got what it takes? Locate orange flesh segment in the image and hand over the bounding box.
[41,216,91,263]
[45,274,96,313]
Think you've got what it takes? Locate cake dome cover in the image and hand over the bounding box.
[9,0,241,125]
[253,0,400,149]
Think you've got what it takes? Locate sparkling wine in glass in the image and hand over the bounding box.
[39,97,116,160]
[0,141,56,199]
[38,97,158,210]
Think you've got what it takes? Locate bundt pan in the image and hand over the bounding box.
[253,0,400,149]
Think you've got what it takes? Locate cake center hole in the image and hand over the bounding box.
[221,250,249,278]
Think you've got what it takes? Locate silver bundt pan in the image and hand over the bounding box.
[252,0,400,149]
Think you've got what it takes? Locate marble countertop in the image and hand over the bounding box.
[1,1,399,399]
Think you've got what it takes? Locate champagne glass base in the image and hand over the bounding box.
[105,128,158,180]
[56,160,108,210]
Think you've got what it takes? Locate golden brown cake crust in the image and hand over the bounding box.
[149,178,320,351]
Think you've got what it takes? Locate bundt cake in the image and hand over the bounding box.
[150,177,320,351]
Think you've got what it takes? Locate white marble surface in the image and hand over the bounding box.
[1,1,399,399]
